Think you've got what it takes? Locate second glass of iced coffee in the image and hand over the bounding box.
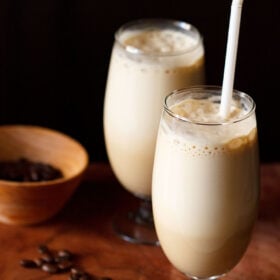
[103,18,205,245]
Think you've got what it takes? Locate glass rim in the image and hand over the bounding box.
[164,85,256,126]
[114,18,203,57]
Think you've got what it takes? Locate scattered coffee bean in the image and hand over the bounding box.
[69,274,80,280]
[42,263,59,274]
[57,260,73,272]
[69,275,78,280]
[58,249,74,260]
[79,274,92,280]
[20,259,38,268]
[70,267,91,279]
[34,258,44,267]
[41,253,55,264]
[71,267,85,276]
[20,245,113,279]
[38,244,50,254]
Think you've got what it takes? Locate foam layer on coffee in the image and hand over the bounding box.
[122,29,198,54]
[116,28,204,68]
[164,98,256,148]
[171,98,247,123]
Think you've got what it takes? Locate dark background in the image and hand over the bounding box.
[0,0,279,163]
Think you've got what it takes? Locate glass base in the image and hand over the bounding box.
[112,198,159,246]
[187,272,226,280]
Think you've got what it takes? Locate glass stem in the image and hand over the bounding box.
[132,197,154,226]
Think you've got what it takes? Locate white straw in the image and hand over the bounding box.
[220,0,244,119]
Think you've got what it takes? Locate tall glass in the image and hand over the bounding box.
[152,86,259,278]
[103,19,205,245]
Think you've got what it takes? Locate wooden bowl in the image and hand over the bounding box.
[0,125,89,225]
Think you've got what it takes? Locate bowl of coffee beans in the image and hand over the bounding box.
[0,125,89,225]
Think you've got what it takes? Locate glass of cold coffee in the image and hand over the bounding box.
[103,19,205,245]
[152,86,259,278]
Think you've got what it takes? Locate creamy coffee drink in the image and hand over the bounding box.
[104,20,205,197]
[152,87,259,278]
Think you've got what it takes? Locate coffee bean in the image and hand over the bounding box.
[19,245,113,279]
[57,260,73,272]
[54,256,61,263]
[69,274,80,280]
[58,249,74,260]
[34,258,44,267]
[38,244,50,255]
[71,267,85,276]
[20,259,37,268]
[0,158,63,182]
[41,263,59,274]
[70,268,88,279]
[41,253,54,263]
[79,274,92,280]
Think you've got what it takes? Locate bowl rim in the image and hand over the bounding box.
[0,124,89,187]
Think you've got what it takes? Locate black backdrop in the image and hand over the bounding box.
[0,0,279,162]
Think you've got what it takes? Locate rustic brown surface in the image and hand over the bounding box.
[0,162,279,280]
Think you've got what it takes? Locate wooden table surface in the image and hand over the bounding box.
[0,162,279,280]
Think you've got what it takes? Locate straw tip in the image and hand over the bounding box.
[232,0,244,6]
